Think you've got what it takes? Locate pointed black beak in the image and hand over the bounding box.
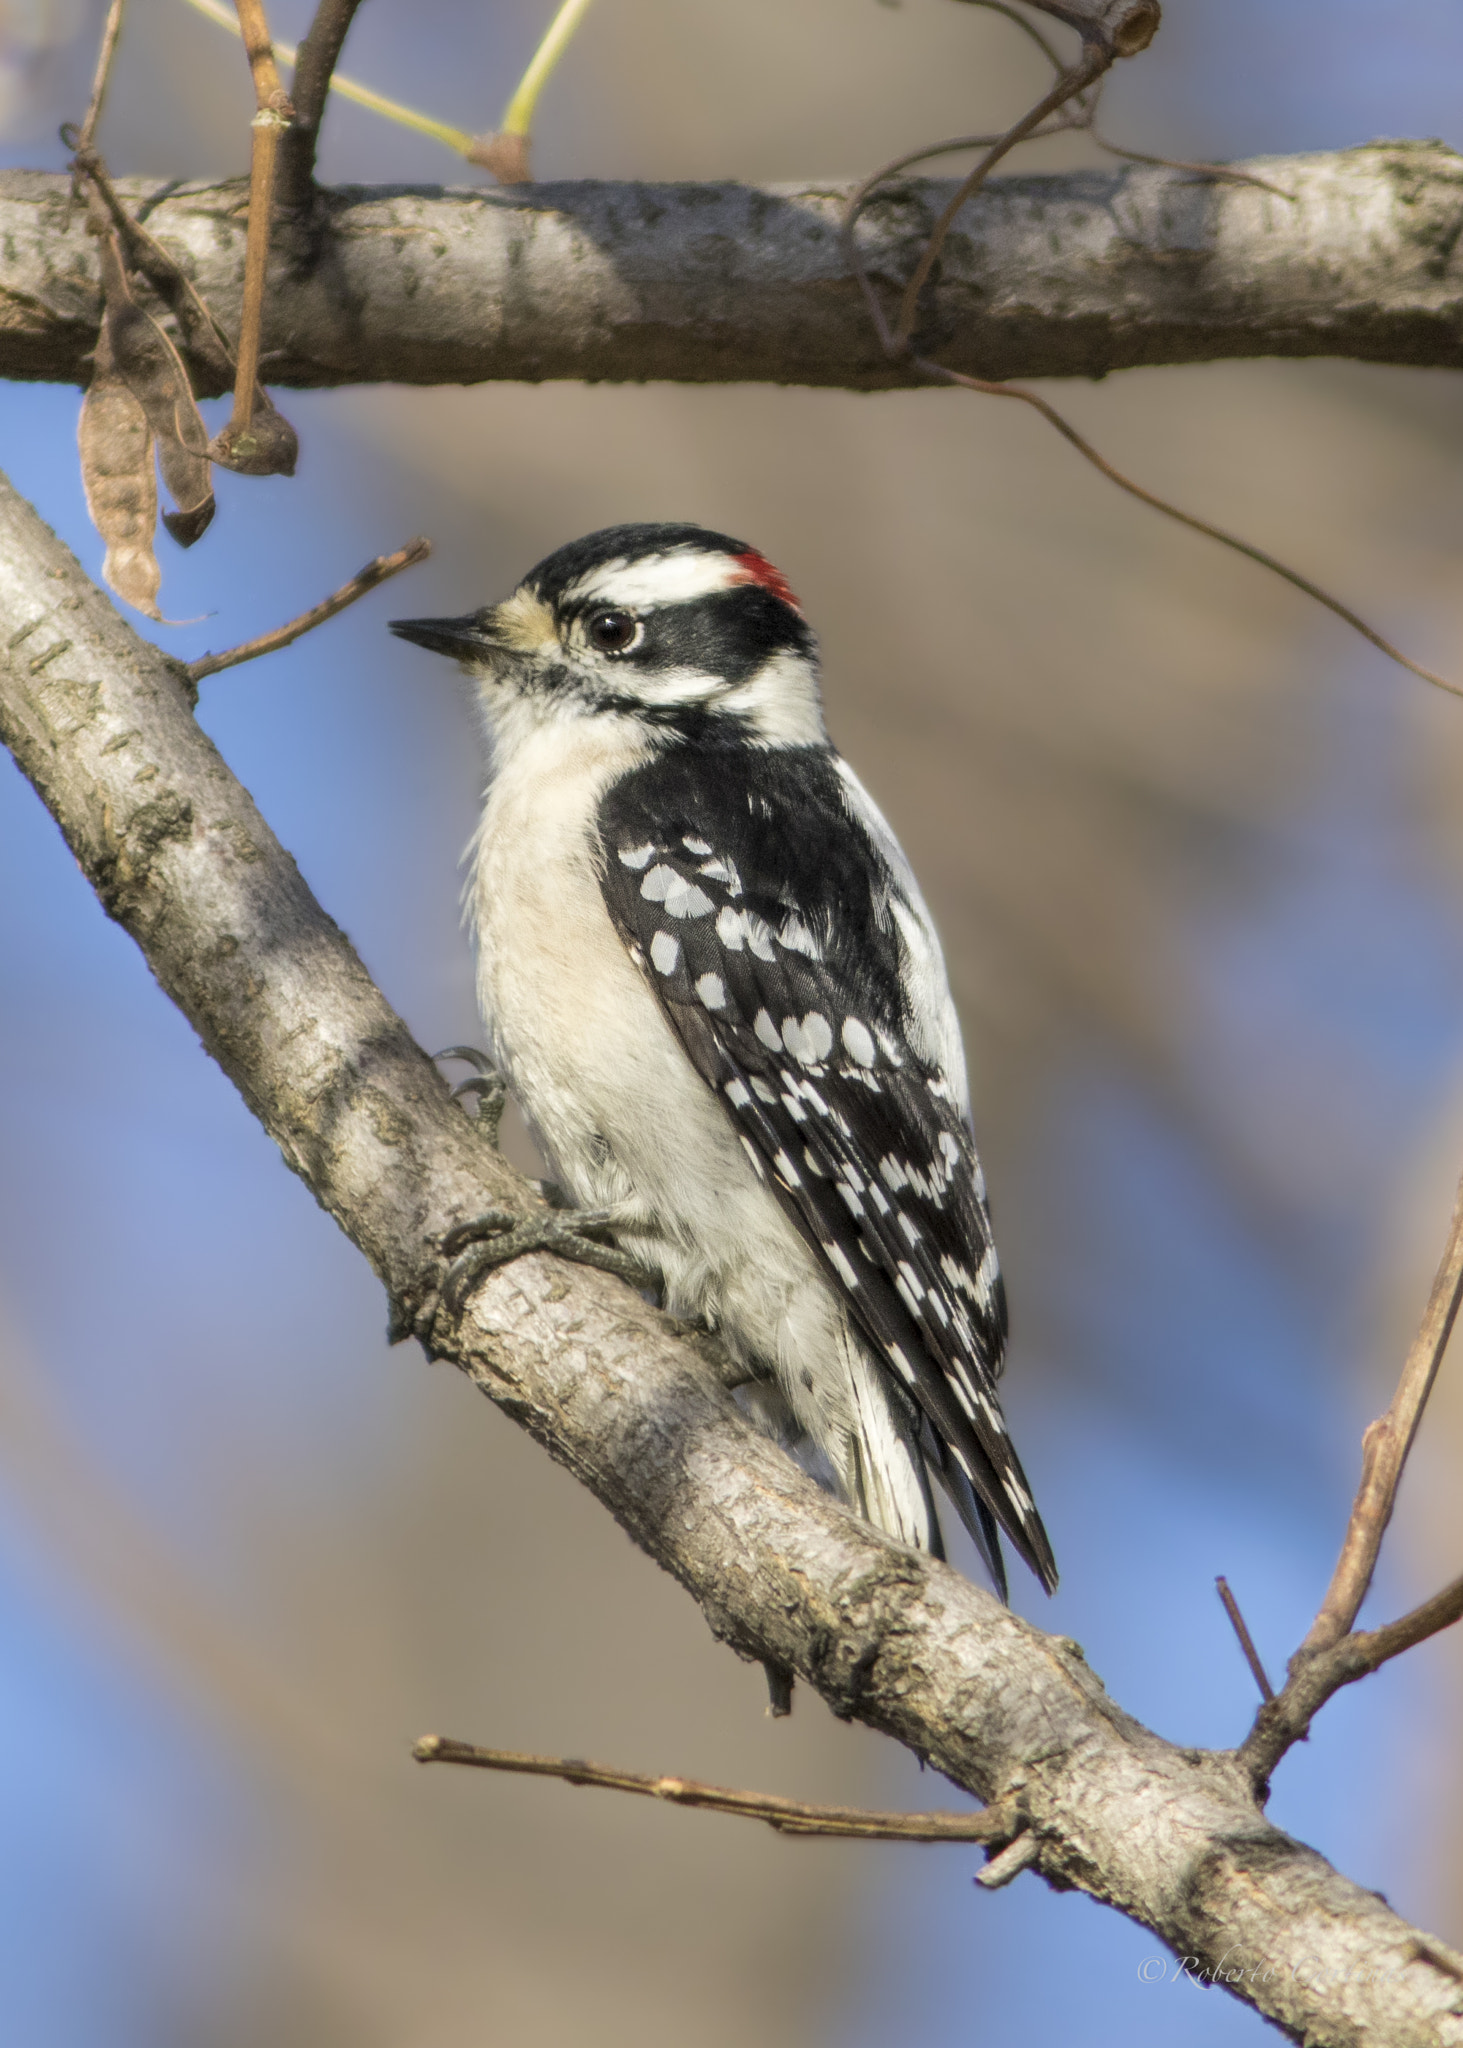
[389,610,499,661]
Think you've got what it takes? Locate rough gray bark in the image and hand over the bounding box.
[3,140,1461,392]
[3,475,1463,2046]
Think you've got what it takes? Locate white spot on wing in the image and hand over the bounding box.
[782,1013,833,1065]
[618,842,655,870]
[641,865,714,919]
[897,1260,925,1302]
[841,1017,876,1067]
[682,834,712,856]
[649,931,680,975]
[696,972,726,1010]
[754,1009,782,1052]
[825,1242,860,1289]
[725,1078,751,1107]
[778,915,819,959]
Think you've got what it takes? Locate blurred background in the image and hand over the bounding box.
[3,0,1463,2041]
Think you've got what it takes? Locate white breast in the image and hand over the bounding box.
[467,709,801,1278]
[466,700,933,1544]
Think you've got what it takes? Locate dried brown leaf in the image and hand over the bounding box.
[79,328,161,620]
[95,232,216,548]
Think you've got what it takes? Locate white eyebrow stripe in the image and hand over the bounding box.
[557,551,741,611]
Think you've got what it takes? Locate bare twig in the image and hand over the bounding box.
[1304,1165,1463,1655]
[468,0,597,185]
[1351,1573,1463,1672]
[275,0,364,211]
[1236,1164,1463,1782]
[75,0,126,158]
[1089,128,1295,199]
[228,111,287,432]
[184,537,431,684]
[1216,1577,1274,1702]
[839,5,1457,700]
[65,144,237,392]
[413,1735,1019,1842]
[893,46,1107,349]
[175,0,482,165]
[1242,1573,1463,1783]
[1018,0,1160,57]
[917,359,1463,701]
[64,0,127,232]
[975,1831,1042,1888]
[233,0,290,110]
[208,0,297,474]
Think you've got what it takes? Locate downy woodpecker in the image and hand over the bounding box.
[392,523,1056,1597]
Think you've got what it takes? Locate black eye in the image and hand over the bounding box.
[586,608,640,654]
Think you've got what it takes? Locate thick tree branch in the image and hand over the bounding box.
[4,477,1463,2046]
[3,142,1461,392]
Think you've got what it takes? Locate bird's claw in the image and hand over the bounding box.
[434,1045,507,1148]
[438,1205,653,1316]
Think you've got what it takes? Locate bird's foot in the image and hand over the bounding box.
[435,1044,507,1148]
[438,1204,654,1316]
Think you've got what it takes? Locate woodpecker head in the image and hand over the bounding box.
[391,523,824,746]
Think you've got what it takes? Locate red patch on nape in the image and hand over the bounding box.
[729,550,801,613]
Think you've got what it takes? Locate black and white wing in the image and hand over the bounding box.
[596,744,1057,1594]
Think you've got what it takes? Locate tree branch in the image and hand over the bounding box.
[3,143,1461,392]
[412,1736,1020,1842]
[1242,1574,1463,1785]
[1304,1166,1463,1655]
[5,474,1463,2046]
[182,535,430,684]
[275,0,365,213]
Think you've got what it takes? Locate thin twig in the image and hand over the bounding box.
[1216,1576,1274,1701]
[65,142,238,391]
[468,0,597,184]
[1352,1572,1463,1673]
[184,538,430,683]
[76,0,127,157]
[1027,0,1160,59]
[1241,1572,1463,1783]
[1302,1166,1463,1653]
[413,1735,1018,1842]
[275,0,364,211]
[839,6,1455,698]
[893,46,1108,348]
[174,0,479,161]
[64,0,127,230]
[233,0,290,110]
[222,0,293,448]
[1090,129,1295,199]
[915,360,1463,701]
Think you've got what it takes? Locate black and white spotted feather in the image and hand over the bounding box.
[597,743,1058,1594]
